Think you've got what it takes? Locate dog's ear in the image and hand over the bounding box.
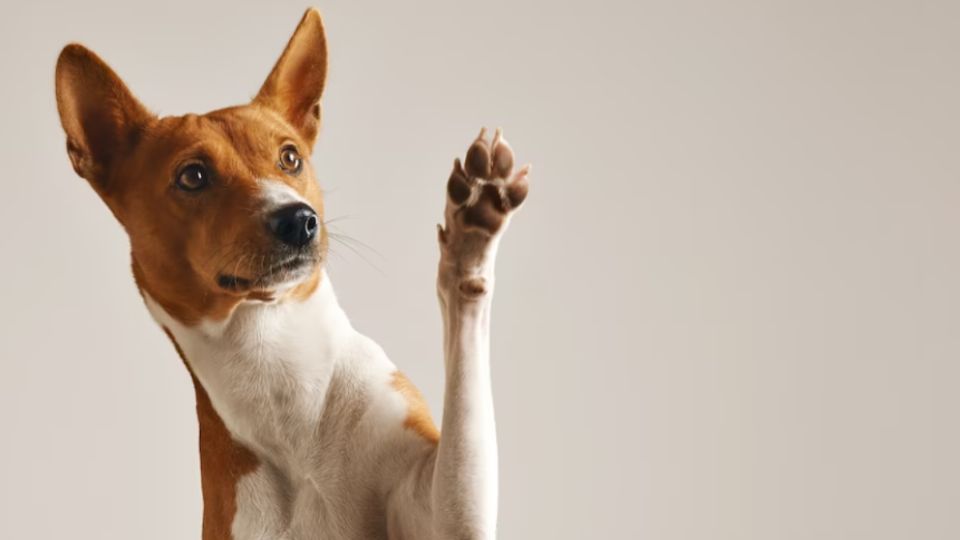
[55,44,153,190]
[255,8,328,148]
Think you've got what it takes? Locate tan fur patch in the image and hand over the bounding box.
[391,372,440,444]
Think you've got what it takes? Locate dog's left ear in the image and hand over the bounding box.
[255,8,328,148]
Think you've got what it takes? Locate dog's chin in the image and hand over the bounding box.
[216,254,320,297]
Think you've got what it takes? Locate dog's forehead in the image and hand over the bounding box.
[205,107,294,150]
[145,107,296,162]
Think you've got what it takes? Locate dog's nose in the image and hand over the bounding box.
[267,203,319,247]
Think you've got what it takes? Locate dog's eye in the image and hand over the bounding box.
[279,145,303,174]
[176,163,209,192]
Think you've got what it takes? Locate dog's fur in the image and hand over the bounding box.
[54,8,529,540]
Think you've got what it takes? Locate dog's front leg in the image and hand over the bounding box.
[431,129,530,539]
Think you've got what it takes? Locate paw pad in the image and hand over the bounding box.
[459,277,488,298]
[445,128,530,235]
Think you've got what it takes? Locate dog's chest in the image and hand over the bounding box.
[154,287,328,444]
[149,276,400,450]
[146,277,424,538]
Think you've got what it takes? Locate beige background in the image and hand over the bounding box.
[1,0,958,538]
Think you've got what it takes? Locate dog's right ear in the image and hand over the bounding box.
[55,44,153,190]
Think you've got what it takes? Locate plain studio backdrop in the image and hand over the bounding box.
[1,1,958,538]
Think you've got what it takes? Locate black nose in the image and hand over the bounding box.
[267,203,319,247]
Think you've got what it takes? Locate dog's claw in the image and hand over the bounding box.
[437,223,447,245]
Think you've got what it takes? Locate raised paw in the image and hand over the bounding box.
[437,128,530,299]
[443,128,530,236]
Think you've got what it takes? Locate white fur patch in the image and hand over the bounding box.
[144,273,442,538]
[257,178,309,212]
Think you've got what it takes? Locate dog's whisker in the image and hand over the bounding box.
[322,214,354,226]
[327,232,385,261]
[327,236,386,276]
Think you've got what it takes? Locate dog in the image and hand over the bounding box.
[54,8,530,540]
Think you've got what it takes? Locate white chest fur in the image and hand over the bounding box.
[145,272,431,539]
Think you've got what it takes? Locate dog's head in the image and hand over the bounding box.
[55,9,328,323]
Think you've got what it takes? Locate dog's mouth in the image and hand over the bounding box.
[217,252,319,293]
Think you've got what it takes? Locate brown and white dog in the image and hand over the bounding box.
[54,8,530,540]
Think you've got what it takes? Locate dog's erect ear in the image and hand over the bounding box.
[55,44,153,189]
[255,8,328,147]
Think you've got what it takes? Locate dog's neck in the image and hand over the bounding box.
[147,269,356,456]
[145,269,430,537]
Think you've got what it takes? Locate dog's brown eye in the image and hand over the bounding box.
[279,145,303,174]
[176,163,209,192]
